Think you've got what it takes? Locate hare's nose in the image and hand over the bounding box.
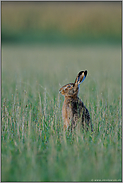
[59,88,62,93]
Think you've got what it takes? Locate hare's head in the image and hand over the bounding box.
[59,70,87,97]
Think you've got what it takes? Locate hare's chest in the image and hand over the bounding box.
[62,102,72,129]
[62,100,83,130]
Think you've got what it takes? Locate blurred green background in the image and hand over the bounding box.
[1,1,121,45]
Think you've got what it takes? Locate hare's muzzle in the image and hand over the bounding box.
[59,88,62,93]
[59,87,65,95]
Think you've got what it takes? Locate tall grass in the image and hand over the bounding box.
[1,44,121,181]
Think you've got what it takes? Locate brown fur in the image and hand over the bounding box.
[59,70,93,132]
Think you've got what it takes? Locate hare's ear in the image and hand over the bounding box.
[74,70,87,85]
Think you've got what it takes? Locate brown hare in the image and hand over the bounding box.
[59,70,93,132]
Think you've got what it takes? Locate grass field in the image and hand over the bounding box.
[1,43,122,181]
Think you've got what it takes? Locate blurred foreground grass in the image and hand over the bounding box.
[1,44,122,181]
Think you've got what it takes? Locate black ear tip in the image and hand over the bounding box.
[84,70,87,76]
